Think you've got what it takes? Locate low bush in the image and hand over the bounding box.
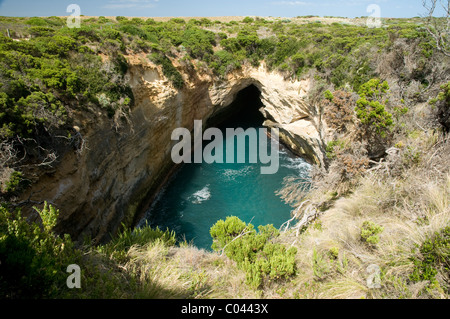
[355,79,393,138]
[210,216,297,289]
[430,81,450,133]
[409,226,450,293]
[325,139,346,160]
[149,52,185,89]
[209,50,241,77]
[2,170,25,195]
[360,221,384,246]
[0,203,80,299]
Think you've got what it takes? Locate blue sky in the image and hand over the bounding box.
[0,0,447,18]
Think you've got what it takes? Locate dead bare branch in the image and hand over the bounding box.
[421,0,450,57]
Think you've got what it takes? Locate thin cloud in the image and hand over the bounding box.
[271,1,312,5]
[271,0,389,8]
[103,0,159,9]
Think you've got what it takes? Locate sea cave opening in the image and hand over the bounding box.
[207,84,266,130]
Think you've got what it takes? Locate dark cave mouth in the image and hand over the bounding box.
[206,84,266,130]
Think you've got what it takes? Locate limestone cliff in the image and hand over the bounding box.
[21,54,326,243]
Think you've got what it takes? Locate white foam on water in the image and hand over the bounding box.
[281,156,311,177]
[189,185,211,204]
[282,157,309,169]
[221,166,254,181]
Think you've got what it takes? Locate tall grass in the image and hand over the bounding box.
[274,134,450,299]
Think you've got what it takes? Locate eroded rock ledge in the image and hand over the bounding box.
[21,55,326,243]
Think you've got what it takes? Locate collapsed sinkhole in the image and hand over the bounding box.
[135,84,269,228]
[137,83,313,250]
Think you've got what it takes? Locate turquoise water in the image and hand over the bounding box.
[141,87,311,250]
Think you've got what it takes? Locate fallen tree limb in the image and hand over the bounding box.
[279,200,310,232]
[280,199,324,237]
[292,202,322,237]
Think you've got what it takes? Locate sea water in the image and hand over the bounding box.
[141,133,311,250]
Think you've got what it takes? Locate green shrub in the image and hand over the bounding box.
[102,29,122,41]
[35,35,77,57]
[27,17,48,27]
[409,226,449,292]
[429,81,450,133]
[116,16,128,23]
[28,26,55,37]
[149,52,184,89]
[210,216,250,251]
[3,171,24,194]
[360,221,384,246]
[210,216,297,289]
[34,201,59,232]
[98,16,111,24]
[0,204,80,299]
[355,79,393,137]
[0,90,67,138]
[325,139,346,159]
[243,17,254,24]
[328,247,340,260]
[181,27,215,59]
[209,50,241,77]
[119,24,147,39]
[170,18,186,24]
[145,18,157,25]
[324,90,334,101]
[112,53,129,75]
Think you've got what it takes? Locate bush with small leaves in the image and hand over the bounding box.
[3,170,23,194]
[324,90,334,101]
[210,217,297,289]
[0,204,80,299]
[210,216,251,252]
[148,52,184,89]
[360,221,384,246]
[115,16,128,23]
[209,50,241,77]
[429,81,450,133]
[326,139,345,160]
[34,201,59,232]
[409,226,449,293]
[355,79,393,138]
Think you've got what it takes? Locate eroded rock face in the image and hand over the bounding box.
[21,56,326,243]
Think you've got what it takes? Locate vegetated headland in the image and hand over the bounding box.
[0,14,449,299]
